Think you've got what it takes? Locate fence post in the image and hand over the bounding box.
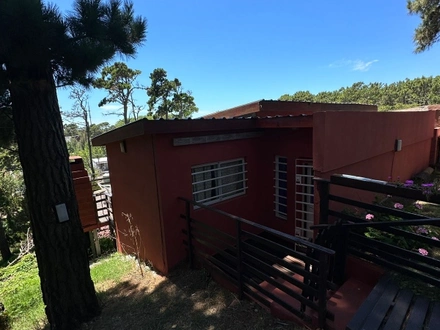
[185,201,194,269]
[236,221,243,299]
[317,179,330,224]
[318,252,330,330]
[333,223,349,285]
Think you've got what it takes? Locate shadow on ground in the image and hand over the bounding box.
[79,265,299,330]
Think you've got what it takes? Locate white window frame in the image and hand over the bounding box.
[274,156,288,219]
[191,158,247,206]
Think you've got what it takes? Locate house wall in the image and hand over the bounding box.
[105,135,166,273]
[152,127,314,272]
[153,130,264,273]
[313,111,436,180]
[255,128,314,236]
[313,110,437,224]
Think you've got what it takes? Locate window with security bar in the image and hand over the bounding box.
[274,156,287,219]
[191,158,247,205]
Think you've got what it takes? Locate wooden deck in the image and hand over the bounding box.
[347,275,440,330]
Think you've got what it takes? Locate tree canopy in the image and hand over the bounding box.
[147,68,198,119]
[280,76,440,110]
[93,62,143,124]
[408,0,440,52]
[0,0,146,328]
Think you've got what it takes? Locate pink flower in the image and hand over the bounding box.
[418,248,429,256]
[404,180,414,187]
[414,202,423,210]
[416,227,428,235]
[365,214,374,221]
[394,203,404,209]
[432,237,439,241]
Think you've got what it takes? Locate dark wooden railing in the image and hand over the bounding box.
[314,174,440,287]
[179,197,335,329]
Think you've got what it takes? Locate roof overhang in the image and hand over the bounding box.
[92,115,313,146]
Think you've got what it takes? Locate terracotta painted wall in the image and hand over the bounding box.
[153,130,265,272]
[105,135,166,273]
[313,110,437,224]
[152,128,314,272]
[313,111,436,179]
[255,128,313,236]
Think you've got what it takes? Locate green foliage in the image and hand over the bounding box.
[147,68,198,119]
[279,76,440,110]
[1,0,147,87]
[0,253,136,329]
[356,195,436,253]
[408,0,440,52]
[0,254,44,330]
[90,253,133,285]
[0,168,28,251]
[93,62,143,124]
[64,121,109,174]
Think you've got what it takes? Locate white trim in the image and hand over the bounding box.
[295,159,314,239]
[274,156,288,219]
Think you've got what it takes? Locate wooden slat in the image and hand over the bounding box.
[242,251,318,297]
[382,289,413,330]
[349,235,440,277]
[348,247,440,288]
[243,261,320,311]
[346,276,391,330]
[426,302,440,330]
[243,231,319,266]
[242,241,321,283]
[361,282,399,330]
[242,275,308,321]
[404,296,430,330]
[328,194,429,220]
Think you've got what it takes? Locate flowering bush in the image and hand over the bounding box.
[356,194,440,256]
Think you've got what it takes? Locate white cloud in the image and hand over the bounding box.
[99,104,121,111]
[328,59,379,72]
[352,59,379,72]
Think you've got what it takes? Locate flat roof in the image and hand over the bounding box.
[203,99,378,119]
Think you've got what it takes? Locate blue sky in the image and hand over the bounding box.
[55,0,440,124]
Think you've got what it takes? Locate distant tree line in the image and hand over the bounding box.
[279,76,440,110]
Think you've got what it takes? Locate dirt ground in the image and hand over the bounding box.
[80,265,303,330]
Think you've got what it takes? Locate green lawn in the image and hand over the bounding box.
[0,253,135,330]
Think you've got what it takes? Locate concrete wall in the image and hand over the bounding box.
[105,135,166,273]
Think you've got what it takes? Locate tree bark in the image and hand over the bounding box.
[9,71,100,329]
[0,218,11,261]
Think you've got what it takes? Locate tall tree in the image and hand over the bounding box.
[0,87,14,261]
[93,62,142,124]
[408,0,440,52]
[0,1,146,329]
[65,86,95,176]
[147,68,198,119]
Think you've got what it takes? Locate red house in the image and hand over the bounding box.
[92,100,439,275]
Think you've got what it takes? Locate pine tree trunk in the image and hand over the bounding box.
[0,218,11,261]
[9,71,100,329]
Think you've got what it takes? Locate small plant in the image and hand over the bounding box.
[120,213,144,276]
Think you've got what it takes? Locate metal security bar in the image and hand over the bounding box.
[295,159,314,239]
[191,158,247,206]
[274,156,288,219]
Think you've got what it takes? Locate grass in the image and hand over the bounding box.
[0,253,301,330]
[0,253,44,330]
